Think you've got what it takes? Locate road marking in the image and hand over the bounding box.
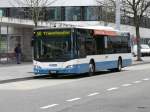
[122,84,132,87]
[107,87,119,91]
[87,92,99,96]
[40,104,59,109]
[66,98,81,102]
[133,81,142,84]
[143,78,150,81]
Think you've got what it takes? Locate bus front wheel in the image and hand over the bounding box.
[88,62,95,76]
[116,58,122,72]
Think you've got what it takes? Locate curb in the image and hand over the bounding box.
[131,61,150,66]
[0,77,34,84]
[0,75,49,84]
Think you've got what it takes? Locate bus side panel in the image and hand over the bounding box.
[87,53,132,72]
[95,61,118,71]
[76,58,90,74]
[87,55,118,71]
[122,53,132,67]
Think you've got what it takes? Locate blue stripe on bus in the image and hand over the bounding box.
[122,59,132,67]
[34,59,132,75]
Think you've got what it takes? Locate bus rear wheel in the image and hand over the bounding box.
[110,58,122,72]
[88,62,95,76]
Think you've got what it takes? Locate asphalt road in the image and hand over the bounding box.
[0,64,150,112]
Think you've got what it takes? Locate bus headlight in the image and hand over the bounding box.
[34,65,42,69]
[66,65,75,68]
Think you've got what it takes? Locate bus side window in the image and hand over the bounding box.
[95,36,105,54]
[106,37,114,54]
[127,36,131,53]
[85,38,96,55]
[76,31,86,58]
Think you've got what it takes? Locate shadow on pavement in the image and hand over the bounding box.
[35,70,119,80]
[0,69,128,84]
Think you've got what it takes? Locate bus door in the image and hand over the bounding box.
[94,35,110,70]
[75,29,86,58]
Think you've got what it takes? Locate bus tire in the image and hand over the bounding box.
[51,74,58,78]
[110,58,122,72]
[116,58,122,72]
[88,61,95,76]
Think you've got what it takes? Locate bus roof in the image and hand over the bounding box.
[34,26,129,36]
[77,26,130,36]
[77,26,117,36]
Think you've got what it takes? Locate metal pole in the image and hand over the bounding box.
[104,1,108,26]
[115,0,121,30]
[0,25,2,64]
[7,25,9,63]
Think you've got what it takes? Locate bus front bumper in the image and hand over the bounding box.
[33,65,79,76]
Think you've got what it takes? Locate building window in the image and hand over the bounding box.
[0,9,3,17]
[46,7,61,21]
[9,8,25,19]
[101,6,115,23]
[84,7,99,21]
[65,7,81,21]
[0,35,7,53]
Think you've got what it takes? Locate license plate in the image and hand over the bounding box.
[49,71,57,74]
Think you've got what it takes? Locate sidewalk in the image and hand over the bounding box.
[0,57,150,83]
[132,57,150,65]
[0,62,34,83]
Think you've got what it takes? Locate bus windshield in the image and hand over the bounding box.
[33,30,73,62]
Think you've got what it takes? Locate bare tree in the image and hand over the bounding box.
[121,0,150,61]
[96,0,115,26]
[13,0,56,27]
[97,0,150,61]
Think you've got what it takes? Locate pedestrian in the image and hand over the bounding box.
[14,44,22,64]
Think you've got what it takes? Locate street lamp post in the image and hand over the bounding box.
[115,0,121,30]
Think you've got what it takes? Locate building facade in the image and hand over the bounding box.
[1,0,150,62]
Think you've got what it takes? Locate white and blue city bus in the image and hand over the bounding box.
[32,26,132,77]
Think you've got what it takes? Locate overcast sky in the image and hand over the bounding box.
[0,0,102,7]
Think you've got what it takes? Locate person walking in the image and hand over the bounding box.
[14,44,22,64]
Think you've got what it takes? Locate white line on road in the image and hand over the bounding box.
[143,78,150,81]
[133,81,142,84]
[40,104,59,109]
[107,87,119,91]
[121,84,132,87]
[87,92,99,96]
[66,98,81,102]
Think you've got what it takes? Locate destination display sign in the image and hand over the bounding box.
[34,30,71,37]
